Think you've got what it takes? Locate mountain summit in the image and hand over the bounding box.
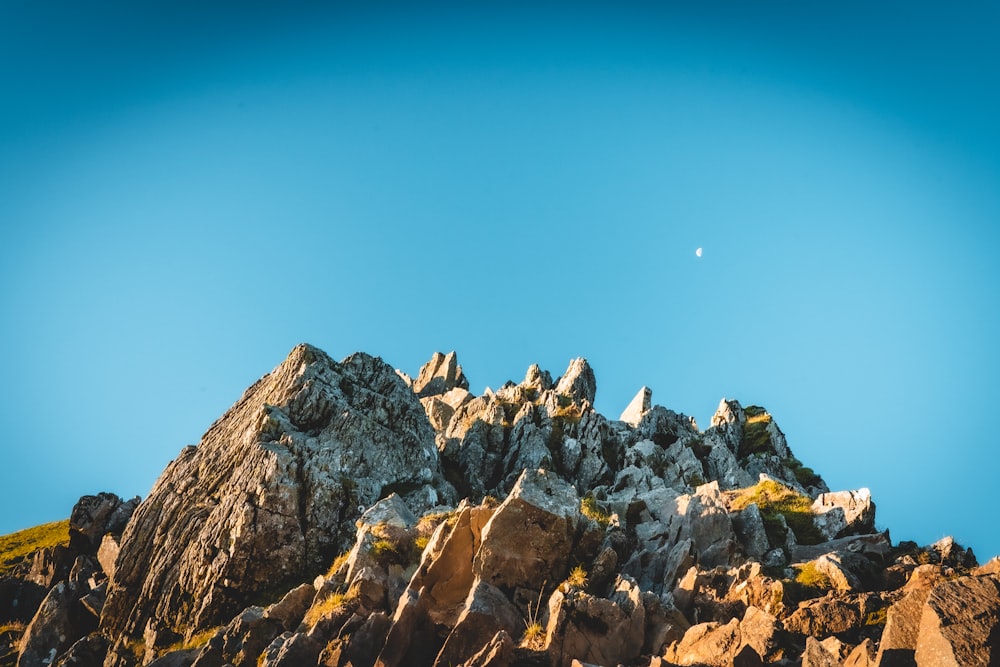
[3,344,997,667]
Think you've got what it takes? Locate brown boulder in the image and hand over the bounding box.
[474,470,581,594]
[875,588,932,667]
[913,575,1000,666]
[784,595,861,638]
[434,579,522,667]
[543,576,645,667]
[455,630,513,667]
[663,618,743,666]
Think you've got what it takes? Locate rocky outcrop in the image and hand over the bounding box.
[412,351,469,399]
[68,494,139,555]
[100,345,456,649]
[554,358,596,405]
[5,344,998,667]
[811,489,875,540]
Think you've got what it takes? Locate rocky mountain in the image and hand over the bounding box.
[2,344,997,667]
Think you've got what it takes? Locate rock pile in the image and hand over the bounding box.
[3,344,997,667]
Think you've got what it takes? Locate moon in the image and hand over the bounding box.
[695,247,703,258]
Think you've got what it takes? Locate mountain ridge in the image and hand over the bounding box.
[2,343,997,667]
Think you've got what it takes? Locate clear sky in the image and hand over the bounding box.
[2,2,998,560]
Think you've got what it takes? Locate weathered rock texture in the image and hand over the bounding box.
[4,344,997,667]
[100,345,456,647]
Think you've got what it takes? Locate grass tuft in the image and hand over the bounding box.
[325,550,351,578]
[303,592,347,627]
[519,580,548,650]
[739,412,775,458]
[794,562,832,592]
[565,565,588,589]
[521,621,545,649]
[580,495,612,528]
[864,606,888,627]
[730,480,826,546]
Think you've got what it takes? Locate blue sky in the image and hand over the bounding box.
[2,2,999,560]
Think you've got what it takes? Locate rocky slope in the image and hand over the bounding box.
[2,344,998,667]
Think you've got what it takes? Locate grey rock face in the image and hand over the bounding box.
[732,503,769,559]
[100,345,455,646]
[811,489,876,539]
[17,582,95,667]
[554,358,596,405]
[69,493,139,556]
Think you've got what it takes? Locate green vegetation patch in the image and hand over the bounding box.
[794,562,832,591]
[864,606,888,627]
[565,565,588,589]
[0,519,70,575]
[787,456,822,488]
[730,480,825,546]
[303,592,349,628]
[739,410,775,458]
[580,495,612,528]
[367,523,425,568]
[162,627,220,655]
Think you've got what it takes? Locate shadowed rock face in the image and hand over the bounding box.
[100,345,455,644]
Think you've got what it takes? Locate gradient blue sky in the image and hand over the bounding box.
[2,2,998,560]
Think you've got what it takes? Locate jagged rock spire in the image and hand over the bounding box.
[522,363,553,392]
[413,351,469,398]
[554,357,596,405]
[619,386,652,426]
[711,398,746,428]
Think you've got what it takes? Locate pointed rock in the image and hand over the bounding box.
[414,351,469,398]
[455,630,513,667]
[522,364,553,392]
[711,399,745,428]
[100,344,454,647]
[843,638,876,667]
[18,581,94,667]
[619,387,652,427]
[554,358,596,405]
[800,636,842,667]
